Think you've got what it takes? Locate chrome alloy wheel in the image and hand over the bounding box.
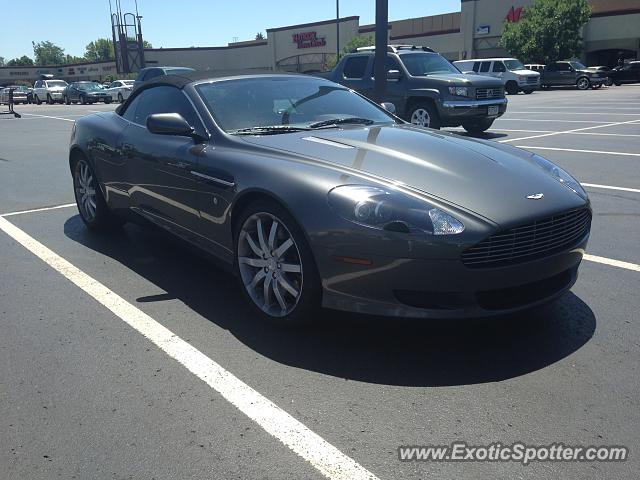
[577,77,590,90]
[410,108,431,127]
[237,212,303,317]
[74,160,97,222]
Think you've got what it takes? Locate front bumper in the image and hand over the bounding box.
[438,98,507,126]
[317,232,588,319]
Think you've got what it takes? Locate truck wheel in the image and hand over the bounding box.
[408,102,440,129]
[461,118,495,134]
[35,95,42,105]
[47,94,53,104]
[505,81,519,95]
[576,77,590,90]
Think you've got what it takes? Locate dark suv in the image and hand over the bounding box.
[541,61,606,90]
[610,61,640,85]
[63,82,112,104]
[319,45,507,133]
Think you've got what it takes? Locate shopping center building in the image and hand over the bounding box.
[2,0,639,85]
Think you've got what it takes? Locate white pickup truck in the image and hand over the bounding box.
[454,58,540,95]
[32,79,69,104]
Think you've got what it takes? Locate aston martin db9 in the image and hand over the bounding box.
[69,72,591,326]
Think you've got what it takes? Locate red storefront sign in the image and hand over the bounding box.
[505,6,524,22]
[292,31,326,49]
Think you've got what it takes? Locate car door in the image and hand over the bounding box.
[371,55,406,116]
[556,63,573,85]
[492,60,506,82]
[544,63,560,85]
[121,85,207,239]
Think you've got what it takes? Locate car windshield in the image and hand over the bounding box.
[504,59,525,71]
[196,77,396,133]
[570,61,586,70]
[122,80,134,85]
[77,83,101,91]
[47,80,68,87]
[399,53,460,76]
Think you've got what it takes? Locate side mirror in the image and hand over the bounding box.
[380,102,396,114]
[147,113,194,137]
[386,69,402,80]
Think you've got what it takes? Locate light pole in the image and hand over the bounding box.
[336,0,340,61]
[373,0,388,102]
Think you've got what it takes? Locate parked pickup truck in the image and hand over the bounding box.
[317,45,507,133]
[540,61,606,90]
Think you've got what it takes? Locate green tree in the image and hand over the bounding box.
[143,40,153,49]
[64,54,86,64]
[7,55,35,66]
[255,32,265,40]
[32,40,66,65]
[326,35,373,70]
[0,56,5,67]
[84,38,115,61]
[500,0,591,64]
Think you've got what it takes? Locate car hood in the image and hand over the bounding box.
[240,124,585,227]
[49,86,66,92]
[415,73,503,87]
[512,69,540,76]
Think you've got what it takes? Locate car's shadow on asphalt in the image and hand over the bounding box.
[64,215,596,388]
[451,131,508,140]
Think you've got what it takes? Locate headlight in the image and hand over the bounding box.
[531,154,587,199]
[327,185,464,235]
[448,86,468,97]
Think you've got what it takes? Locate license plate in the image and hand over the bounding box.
[487,105,499,116]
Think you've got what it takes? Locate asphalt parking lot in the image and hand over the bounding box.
[1,86,639,479]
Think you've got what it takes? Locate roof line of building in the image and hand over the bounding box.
[266,15,359,33]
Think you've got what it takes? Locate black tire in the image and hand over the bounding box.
[46,94,53,104]
[505,81,519,95]
[407,101,440,129]
[461,118,495,134]
[35,95,42,105]
[64,95,70,105]
[523,89,534,94]
[234,199,321,328]
[72,156,124,231]
[117,93,123,103]
[605,77,613,86]
[104,98,112,104]
[80,95,87,105]
[576,77,590,90]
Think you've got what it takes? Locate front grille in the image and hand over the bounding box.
[476,87,503,99]
[526,76,538,84]
[462,208,591,268]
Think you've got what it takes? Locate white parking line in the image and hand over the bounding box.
[466,128,640,138]
[0,203,76,217]
[500,118,640,143]
[496,118,622,124]
[514,145,640,157]
[0,216,379,480]
[508,111,640,116]
[582,183,640,194]
[584,254,640,273]
[516,106,640,110]
[20,113,76,122]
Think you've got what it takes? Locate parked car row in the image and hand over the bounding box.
[524,61,640,89]
[19,79,135,105]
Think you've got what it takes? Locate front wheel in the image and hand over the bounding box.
[408,102,440,129]
[73,157,124,231]
[35,95,42,105]
[461,118,495,134]
[235,200,320,328]
[47,94,53,104]
[576,77,590,90]
[505,81,519,95]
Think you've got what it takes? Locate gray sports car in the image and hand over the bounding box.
[69,72,591,326]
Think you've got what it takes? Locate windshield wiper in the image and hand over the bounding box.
[308,117,375,129]
[230,125,311,135]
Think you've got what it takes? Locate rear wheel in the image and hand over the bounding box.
[235,199,320,328]
[72,157,124,231]
[408,102,440,129]
[461,118,495,134]
[117,93,124,103]
[576,77,590,90]
[505,81,519,95]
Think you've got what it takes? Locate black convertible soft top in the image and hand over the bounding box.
[115,70,304,115]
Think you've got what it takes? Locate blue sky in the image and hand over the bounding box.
[1,0,461,61]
